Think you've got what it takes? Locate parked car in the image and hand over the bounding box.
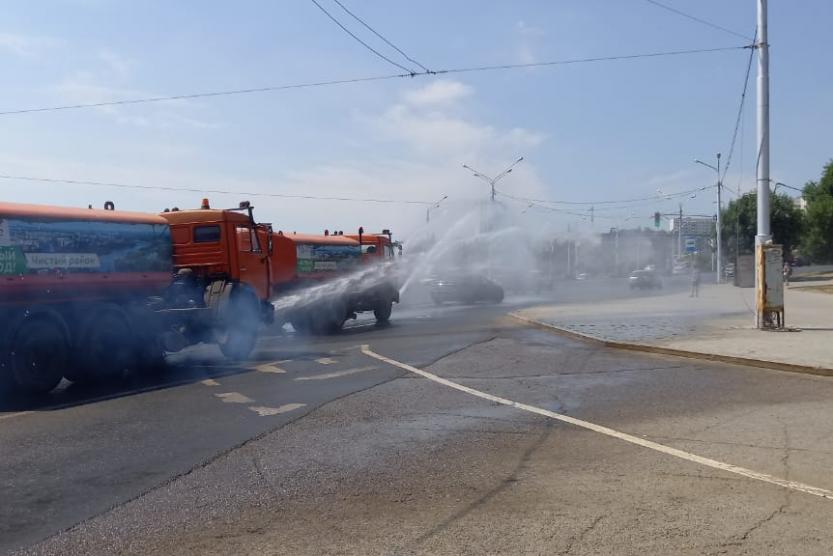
[629,269,662,290]
[429,274,504,305]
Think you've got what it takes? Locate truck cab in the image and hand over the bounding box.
[159,200,273,359]
[161,200,273,302]
[347,229,399,262]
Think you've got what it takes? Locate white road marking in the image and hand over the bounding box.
[214,392,254,404]
[295,366,377,381]
[316,357,337,365]
[200,379,220,386]
[253,362,287,374]
[361,345,833,502]
[249,403,306,416]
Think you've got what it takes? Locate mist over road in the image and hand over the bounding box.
[5,278,829,555]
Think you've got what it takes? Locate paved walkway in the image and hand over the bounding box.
[518,279,833,372]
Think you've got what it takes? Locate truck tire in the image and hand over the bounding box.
[66,305,135,384]
[317,299,347,335]
[374,298,393,324]
[290,315,312,335]
[9,315,68,395]
[217,291,260,361]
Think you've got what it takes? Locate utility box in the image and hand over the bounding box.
[756,243,784,328]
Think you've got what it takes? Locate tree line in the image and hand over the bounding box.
[720,159,833,263]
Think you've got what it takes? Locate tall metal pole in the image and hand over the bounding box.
[678,203,683,259]
[716,152,723,283]
[756,0,771,245]
[756,0,771,328]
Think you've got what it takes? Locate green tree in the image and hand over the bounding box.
[720,191,804,259]
[801,160,833,263]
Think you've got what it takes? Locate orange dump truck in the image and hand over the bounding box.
[0,199,398,395]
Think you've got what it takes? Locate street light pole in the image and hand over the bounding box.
[425,195,448,223]
[695,154,722,283]
[461,157,524,203]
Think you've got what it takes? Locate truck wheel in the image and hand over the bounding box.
[374,299,393,323]
[318,300,347,335]
[290,315,311,335]
[68,306,135,384]
[217,293,260,361]
[10,316,68,395]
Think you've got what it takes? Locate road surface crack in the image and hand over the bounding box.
[561,514,606,555]
[405,422,553,549]
[729,416,793,547]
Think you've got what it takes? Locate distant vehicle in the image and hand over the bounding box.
[724,262,736,279]
[575,272,588,281]
[429,274,504,305]
[629,269,662,290]
[672,262,688,275]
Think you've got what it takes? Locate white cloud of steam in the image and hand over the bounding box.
[0,32,62,57]
[375,79,545,159]
[403,80,473,106]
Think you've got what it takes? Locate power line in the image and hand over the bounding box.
[434,45,749,76]
[720,28,757,182]
[0,45,749,117]
[0,174,434,205]
[0,74,407,116]
[642,0,752,41]
[495,184,714,207]
[331,0,431,73]
[309,0,415,74]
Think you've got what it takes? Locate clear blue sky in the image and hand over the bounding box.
[0,1,830,235]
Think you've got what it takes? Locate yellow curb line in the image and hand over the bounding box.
[509,312,833,379]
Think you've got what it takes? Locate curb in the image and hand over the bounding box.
[509,312,833,379]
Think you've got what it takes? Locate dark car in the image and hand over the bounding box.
[629,269,662,290]
[429,274,504,305]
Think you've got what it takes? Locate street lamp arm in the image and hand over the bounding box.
[694,159,719,173]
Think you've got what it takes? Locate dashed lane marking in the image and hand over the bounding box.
[294,366,378,381]
[214,392,254,404]
[361,344,833,502]
[316,357,337,365]
[249,403,306,417]
[201,379,220,386]
[253,362,287,374]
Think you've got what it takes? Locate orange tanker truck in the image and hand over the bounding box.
[0,199,398,396]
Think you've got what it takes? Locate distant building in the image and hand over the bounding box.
[669,216,714,237]
[794,196,808,211]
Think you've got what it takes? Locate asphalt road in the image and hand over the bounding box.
[5,277,833,554]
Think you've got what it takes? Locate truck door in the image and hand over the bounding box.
[235,224,270,301]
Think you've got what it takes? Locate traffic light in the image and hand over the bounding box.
[654,211,661,228]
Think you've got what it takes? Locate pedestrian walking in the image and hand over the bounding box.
[783,262,792,286]
[690,267,701,297]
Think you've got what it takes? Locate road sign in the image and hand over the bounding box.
[685,237,697,253]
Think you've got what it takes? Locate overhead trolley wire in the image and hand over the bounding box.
[331,0,431,73]
[309,0,416,74]
[0,45,750,117]
[720,28,757,183]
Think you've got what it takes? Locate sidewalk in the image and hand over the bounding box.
[516,280,833,375]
